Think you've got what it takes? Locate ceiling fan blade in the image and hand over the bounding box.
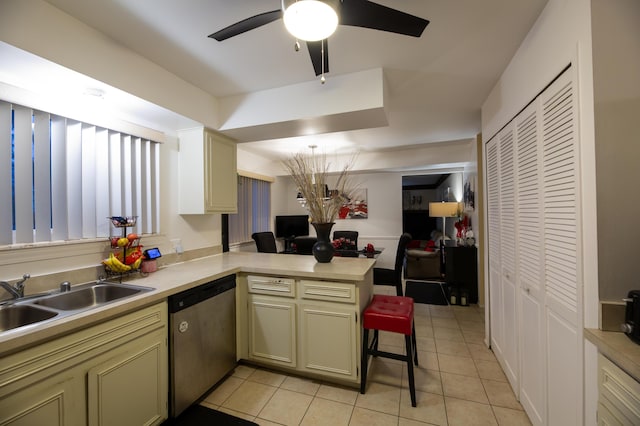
[307,40,329,76]
[209,9,283,41]
[340,0,429,37]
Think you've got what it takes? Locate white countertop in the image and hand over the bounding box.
[0,252,375,356]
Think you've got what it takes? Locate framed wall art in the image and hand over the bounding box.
[338,188,368,219]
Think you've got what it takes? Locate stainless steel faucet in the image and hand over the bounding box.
[0,274,30,299]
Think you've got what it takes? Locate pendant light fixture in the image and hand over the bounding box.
[283,0,339,42]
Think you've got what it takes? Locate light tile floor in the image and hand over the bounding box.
[201,285,532,426]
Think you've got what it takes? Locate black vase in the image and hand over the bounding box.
[312,222,335,263]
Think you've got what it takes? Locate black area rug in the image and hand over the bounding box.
[165,405,258,426]
[405,280,449,305]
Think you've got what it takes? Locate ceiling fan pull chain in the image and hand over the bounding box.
[294,39,300,51]
[321,39,326,84]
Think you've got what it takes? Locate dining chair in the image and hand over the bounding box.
[373,233,412,296]
[251,232,277,253]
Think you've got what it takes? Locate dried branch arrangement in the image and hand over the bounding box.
[282,152,355,223]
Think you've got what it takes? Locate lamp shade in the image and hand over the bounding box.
[283,0,339,41]
[429,201,462,218]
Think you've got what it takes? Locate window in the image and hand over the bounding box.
[229,175,271,244]
[0,100,160,246]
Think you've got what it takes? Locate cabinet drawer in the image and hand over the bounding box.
[599,354,640,425]
[300,280,356,304]
[248,275,295,297]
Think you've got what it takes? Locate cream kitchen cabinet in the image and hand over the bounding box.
[178,126,237,214]
[247,275,297,367]
[298,280,358,381]
[241,274,368,385]
[87,328,167,426]
[0,372,82,426]
[0,302,168,426]
[248,295,297,367]
[598,353,640,426]
[299,303,357,380]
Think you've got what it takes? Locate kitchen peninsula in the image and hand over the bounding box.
[0,252,375,425]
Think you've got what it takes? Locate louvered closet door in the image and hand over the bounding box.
[541,69,582,426]
[515,101,546,426]
[497,123,519,391]
[486,138,503,357]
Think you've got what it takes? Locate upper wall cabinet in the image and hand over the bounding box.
[178,127,237,214]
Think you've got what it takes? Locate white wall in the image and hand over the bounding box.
[591,0,640,301]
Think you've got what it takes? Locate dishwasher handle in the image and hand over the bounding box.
[168,274,236,313]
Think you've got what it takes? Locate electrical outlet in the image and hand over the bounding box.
[170,238,183,254]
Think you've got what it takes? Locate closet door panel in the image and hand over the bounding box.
[541,69,582,425]
[498,124,519,390]
[486,138,503,357]
[516,102,546,426]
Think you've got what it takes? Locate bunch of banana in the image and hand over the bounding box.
[103,253,132,272]
[131,257,143,270]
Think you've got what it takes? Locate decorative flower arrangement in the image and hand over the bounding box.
[454,215,475,246]
[332,237,356,250]
[281,152,355,224]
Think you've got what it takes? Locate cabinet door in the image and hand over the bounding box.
[249,295,297,367]
[87,330,168,426]
[178,127,237,214]
[597,402,626,426]
[0,374,82,426]
[204,129,237,213]
[299,304,357,380]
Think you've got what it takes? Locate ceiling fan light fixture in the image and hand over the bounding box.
[283,0,338,42]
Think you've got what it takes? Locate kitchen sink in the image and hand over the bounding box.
[33,283,152,311]
[0,304,58,332]
[0,281,154,333]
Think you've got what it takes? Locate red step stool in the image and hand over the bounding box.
[360,294,419,407]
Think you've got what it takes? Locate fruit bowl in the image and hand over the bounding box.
[108,216,138,227]
[110,237,141,249]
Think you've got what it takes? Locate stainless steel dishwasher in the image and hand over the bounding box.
[168,274,237,418]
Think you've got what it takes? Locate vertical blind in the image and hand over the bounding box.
[0,100,160,246]
[229,176,271,244]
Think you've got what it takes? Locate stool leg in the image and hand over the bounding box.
[405,334,417,407]
[373,329,379,352]
[360,328,369,394]
[412,323,418,366]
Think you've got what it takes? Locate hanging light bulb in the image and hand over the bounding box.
[283,0,339,42]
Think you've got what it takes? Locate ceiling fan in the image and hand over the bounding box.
[208,0,429,80]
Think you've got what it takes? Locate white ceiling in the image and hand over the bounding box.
[27,0,547,160]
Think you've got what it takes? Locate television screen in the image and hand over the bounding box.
[275,215,309,238]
